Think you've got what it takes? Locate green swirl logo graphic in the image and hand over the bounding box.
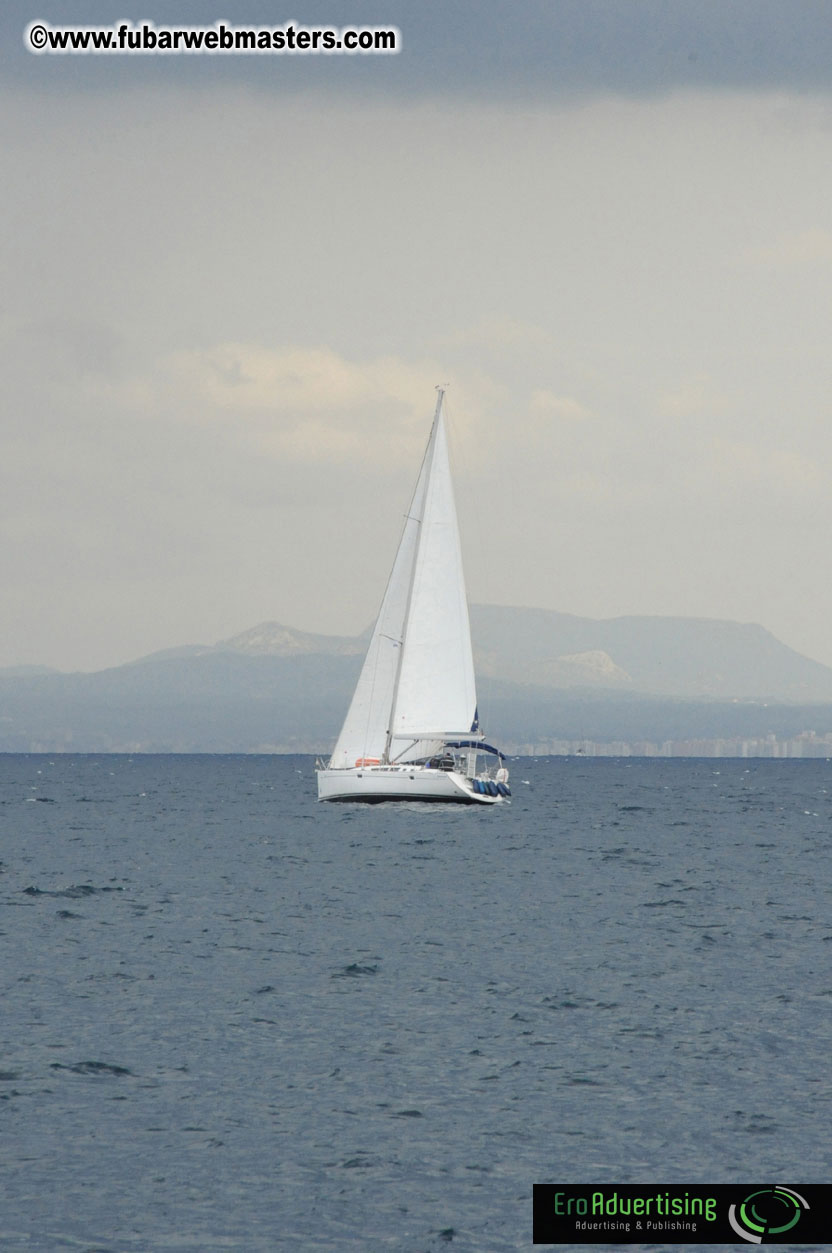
[728,1187,809,1243]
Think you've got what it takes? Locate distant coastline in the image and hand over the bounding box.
[3,607,832,756]
[501,733,832,759]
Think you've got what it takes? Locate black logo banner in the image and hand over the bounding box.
[533,1184,832,1244]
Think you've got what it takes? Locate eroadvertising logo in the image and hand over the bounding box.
[533,1184,832,1244]
[728,1187,810,1243]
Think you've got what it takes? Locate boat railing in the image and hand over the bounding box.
[448,749,507,783]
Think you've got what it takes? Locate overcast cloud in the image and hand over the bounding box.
[3,3,832,671]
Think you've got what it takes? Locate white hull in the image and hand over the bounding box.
[317,764,504,804]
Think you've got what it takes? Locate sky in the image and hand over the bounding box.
[3,1,832,672]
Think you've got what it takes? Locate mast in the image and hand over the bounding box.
[383,386,445,762]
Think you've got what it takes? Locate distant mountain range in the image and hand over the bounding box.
[2,606,832,753]
[468,606,832,702]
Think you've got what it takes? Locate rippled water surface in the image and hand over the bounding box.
[1,754,830,1251]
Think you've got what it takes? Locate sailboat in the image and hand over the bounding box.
[317,387,509,804]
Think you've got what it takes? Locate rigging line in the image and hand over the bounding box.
[360,642,380,762]
[391,738,418,764]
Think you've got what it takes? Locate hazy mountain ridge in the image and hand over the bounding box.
[468,606,832,701]
[127,624,386,668]
[125,622,366,667]
[0,664,59,678]
[126,605,832,703]
[2,606,832,753]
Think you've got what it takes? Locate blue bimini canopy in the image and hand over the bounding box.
[445,740,506,760]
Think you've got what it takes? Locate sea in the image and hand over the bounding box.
[1,754,830,1252]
